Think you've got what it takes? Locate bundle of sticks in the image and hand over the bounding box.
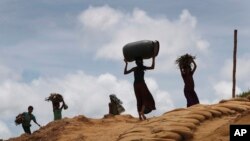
[176,53,196,69]
[45,93,64,103]
[15,113,24,125]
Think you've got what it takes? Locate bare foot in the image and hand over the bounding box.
[139,112,146,120]
[139,117,143,121]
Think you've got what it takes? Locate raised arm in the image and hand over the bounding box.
[144,56,155,70]
[191,59,197,74]
[124,59,135,74]
[60,100,65,110]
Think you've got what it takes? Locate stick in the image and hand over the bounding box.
[232,29,237,98]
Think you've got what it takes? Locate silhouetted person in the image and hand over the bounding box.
[52,100,66,120]
[108,94,125,115]
[46,93,67,121]
[21,106,41,134]
[124,57,156,120]
[180,59,199,107]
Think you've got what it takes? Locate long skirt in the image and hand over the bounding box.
[184,88,199,107]
[134,82,156,114]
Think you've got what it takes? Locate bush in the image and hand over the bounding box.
[237,90,250,98]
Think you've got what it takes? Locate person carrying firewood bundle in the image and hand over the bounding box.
[176,54,200,107]
[15,106,41,134]
[108,94,125,115]
[45,93,68,120]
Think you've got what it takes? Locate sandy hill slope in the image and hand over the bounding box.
[7,97,250,141]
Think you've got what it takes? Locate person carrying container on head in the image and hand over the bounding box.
[123,40,159,120]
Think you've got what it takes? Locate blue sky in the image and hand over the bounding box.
[0,0,250,139]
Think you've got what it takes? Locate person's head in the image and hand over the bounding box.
[135,58,143,67]
[28,106,33,114]
[109,94,122,104]
[109,94,116,103]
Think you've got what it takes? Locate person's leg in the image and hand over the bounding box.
[140,105,146,120]
[138,112,142,120]
[185,89,199,107]
[140,82,155,114]
[184,89,192,107]
[190,90,199,105]
[134,83,143,120]
[22,125,31,134]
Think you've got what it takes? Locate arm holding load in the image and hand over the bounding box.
[191,59,197,74]
[124,59,135,74]
[145,56,155,70]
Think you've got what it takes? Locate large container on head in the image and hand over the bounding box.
[123,40,160,62]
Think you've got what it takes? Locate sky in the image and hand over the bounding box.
[0,0,250,139]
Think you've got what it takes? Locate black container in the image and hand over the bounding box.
[123,40,160,62]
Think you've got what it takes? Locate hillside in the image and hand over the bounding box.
[7,97,250,141]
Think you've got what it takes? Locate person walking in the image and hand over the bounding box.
[21,106,41,134]
[177,54,200,107]
[108,94,125,115]
[52,99,66,120]
[46,93,68,121]
[124,56,156,120]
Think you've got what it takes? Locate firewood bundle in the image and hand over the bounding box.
[176,54,196,69]
[45,93,64,103]
[15,113,24,125]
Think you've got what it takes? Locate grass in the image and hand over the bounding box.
[237,90,250,98]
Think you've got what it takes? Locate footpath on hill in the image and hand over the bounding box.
[7,97,250,141]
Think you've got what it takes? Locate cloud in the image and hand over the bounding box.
[0,67,174,138]
[78,6,209,73]
[0,121,11,139]
[213,81,242,100]
[0,64,21,82]
[221,55,250,82]
[145,78,175,115]
[78,5,122,30]
[179,9,197,28]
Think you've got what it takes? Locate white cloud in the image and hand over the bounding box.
[196,40,209,51]
[179,9,197,28]
[213,81,242,99]
[199,99,217,105]
[78,5,209,73]
[0,64,21,82]
[0,121,11,139]
[221,56,250,82]
[78,5,122,30]
[0,69,174,138]
[145,78,175,115]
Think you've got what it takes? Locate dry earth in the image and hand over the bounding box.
[7,97,250,141]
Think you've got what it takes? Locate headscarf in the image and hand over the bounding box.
[109,94,123,105]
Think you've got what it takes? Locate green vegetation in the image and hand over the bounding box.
[237,90,250,98]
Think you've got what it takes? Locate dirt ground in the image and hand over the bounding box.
[7,98,250,141]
